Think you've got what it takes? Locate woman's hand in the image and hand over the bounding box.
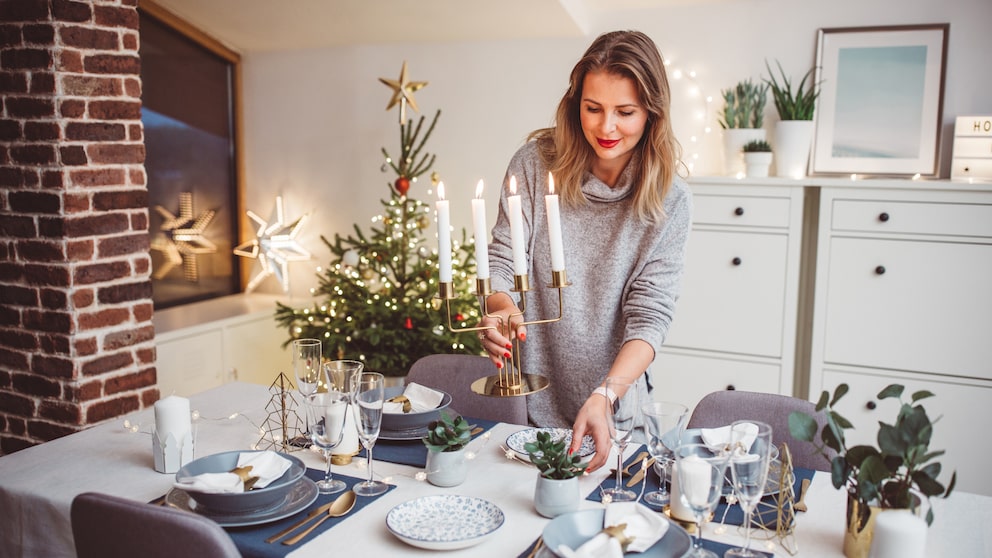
[478,293,526,368]
[570,394,612,472]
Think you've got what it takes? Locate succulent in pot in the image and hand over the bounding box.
[525,430,589,480]
[422,411,473,452]
[718,78,769,129]
[742,139,772,153]
[763,59,819,121]
[789,383,956,525]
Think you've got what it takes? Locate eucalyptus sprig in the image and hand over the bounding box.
[789,383,956,525]
[525,431,588,480]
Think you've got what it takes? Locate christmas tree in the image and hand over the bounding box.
[274,69,483,376]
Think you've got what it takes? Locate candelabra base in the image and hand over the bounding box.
[470,373,549,397]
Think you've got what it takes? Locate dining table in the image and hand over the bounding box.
[0,381,988,558]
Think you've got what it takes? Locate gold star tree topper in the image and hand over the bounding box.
[378,60,428,123]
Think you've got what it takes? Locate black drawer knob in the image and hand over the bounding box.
[878,212,890,222]
[726,385,736,391]
[875,265,886,275]
[866,401,877,410]
[734,207,745,216]
[732,257,742,266]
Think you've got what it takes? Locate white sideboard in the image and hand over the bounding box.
[153,294,293,397]
[808,182,992,496]
[653,180,806,409]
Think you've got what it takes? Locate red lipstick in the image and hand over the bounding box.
[597,138,620,148]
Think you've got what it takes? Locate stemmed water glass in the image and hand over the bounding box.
[351,371,388,496]
[602,377,640,503]
[323,359,364,393]
[676,442,731,558]
[725,420,774,558]
[304,390,348,494]
[641,401,688,507]
[291,339,322,446]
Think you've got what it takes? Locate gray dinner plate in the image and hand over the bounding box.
[541,508,691,557]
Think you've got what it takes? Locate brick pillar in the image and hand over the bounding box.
[0,0,157,455]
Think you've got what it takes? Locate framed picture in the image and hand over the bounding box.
[810,24,949,177]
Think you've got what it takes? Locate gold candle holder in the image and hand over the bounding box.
[438,271,569,397]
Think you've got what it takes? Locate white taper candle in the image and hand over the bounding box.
[436,182,452,283]
[471,179,490,280]
[507,176,527,275]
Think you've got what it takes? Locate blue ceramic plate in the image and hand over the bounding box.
[505,428,596,462]
[542,509,691,558]
[166,477,318,527]
[386,495,505,550]
[174,450,305,514]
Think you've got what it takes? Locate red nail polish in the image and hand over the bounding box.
[568,448,574,456]
[496,361,503,369]
[505,343,512,350]
[504,352,511,359]
[519,333,527,341]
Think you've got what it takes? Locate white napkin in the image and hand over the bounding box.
[174,451,291,493]
[700,422,757,453]
[383,382,444,414]
[557,503,669,557]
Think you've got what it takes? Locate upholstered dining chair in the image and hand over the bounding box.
[686,390,836,472]
[406,353,529,425]
[71,491,241,558]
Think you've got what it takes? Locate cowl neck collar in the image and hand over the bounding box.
[581,151,639,203]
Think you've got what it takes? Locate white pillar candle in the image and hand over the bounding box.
[154,395,190,442]
[545,172,565,271]
[669,461,695,521]
[324,396,347,441]
[471,179,490,280]
[435,182,452,283]
[507,176,527,275]
[869,510,927,558]
[679,454,712,508]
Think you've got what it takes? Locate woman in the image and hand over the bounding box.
[480,30,692,472]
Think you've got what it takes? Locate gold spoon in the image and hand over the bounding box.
[282,490,357,545]
[794,478,811,512]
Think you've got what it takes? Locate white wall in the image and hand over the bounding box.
[240,0,992,297]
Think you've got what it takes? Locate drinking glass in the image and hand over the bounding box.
[351,371,388,496]
[602,377,640,503]
[676,442,731,558]
[641,401,688,507]
[323,359,364,393]
[304,391,348,494]
[725,420,774,558]
[291,339,322,447]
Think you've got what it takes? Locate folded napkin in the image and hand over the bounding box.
[174,451,291,493]
[383,382,444,414]
[700,422,757,453]
[557,503,669,557]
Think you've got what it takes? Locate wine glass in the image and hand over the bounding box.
[323,359,364,393]
[291,339,322,446]
[304,391,348,494]
[641,400,688,507]
[351,371,388,496]
[725,420,774,558]
[602,377,640,503]
[676,442,731,558]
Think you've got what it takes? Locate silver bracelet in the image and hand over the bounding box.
[592,386,617,406]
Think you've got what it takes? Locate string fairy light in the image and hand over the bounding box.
[663,58,714,174]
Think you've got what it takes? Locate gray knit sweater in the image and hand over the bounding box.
[488,142,692,428]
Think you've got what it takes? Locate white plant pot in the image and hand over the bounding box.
[722,128,766,176]
[425,448,468,487]
[534,475,579,518]
[774,120,814,178]
[744,152,773,178]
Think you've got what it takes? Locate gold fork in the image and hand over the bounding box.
[525,537,544,558]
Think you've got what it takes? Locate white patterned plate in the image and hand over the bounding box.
[386,495,505,550]
[505,427,596,462]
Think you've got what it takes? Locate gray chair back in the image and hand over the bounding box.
[71,491,241,558]
[407,354,528,425]
[686,390,836,472]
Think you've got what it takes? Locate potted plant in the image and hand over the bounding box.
[763,59,820,178]
[742,139,773,178]
[718,78,769,175]
[525,430,589,518]
[422,411,473,487]
[789,384,956,558]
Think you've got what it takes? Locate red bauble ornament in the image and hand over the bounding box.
[395,176,410,196]
[404,317,413,329]
[454,313,464,322]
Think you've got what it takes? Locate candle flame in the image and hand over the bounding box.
[475,179,484,198]
[548,172,555,195]
[437,182,446,200]
[509,175,517,195]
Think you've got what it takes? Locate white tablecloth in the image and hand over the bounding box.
[0,382,988,557]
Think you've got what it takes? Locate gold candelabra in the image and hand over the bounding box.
[438,270,569,397]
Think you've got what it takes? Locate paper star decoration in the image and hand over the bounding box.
[150,192,217,282]
[378,60,428,123]
[233,196,311,293]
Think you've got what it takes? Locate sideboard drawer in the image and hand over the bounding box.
[830,199,992,237]
[653,350,782,411]
[692,194,792,228]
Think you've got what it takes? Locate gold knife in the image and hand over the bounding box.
[626,457,656,487]
[264,501,337,543]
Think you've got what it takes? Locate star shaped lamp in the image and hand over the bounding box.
[378,60,428,123]
[150,192,217,282]
[234,196,311,293]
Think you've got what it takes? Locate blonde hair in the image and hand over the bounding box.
[530,30,685,223]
